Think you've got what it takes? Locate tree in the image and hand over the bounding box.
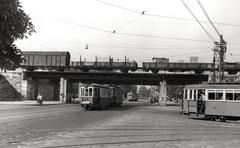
[138,85,149,99]
[120,85,137,98]
[0,0,35,70]
[167,85,184,101]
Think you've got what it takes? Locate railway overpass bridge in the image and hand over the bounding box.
[23,71,208,85]
[23,71,209,105]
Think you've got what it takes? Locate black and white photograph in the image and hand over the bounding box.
[1,0,240,147]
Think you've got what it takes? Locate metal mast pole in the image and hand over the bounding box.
[219,35,227,82]
[212,42,217,82]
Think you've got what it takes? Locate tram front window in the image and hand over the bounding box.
[80,88,85,97]
[85,89,89,96]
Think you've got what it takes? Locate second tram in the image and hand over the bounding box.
[181,83,240,122]
[127,92,139,101]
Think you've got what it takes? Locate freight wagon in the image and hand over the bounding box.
[142,62,216,74]
[21,51,71,71]
[71,61,138,73]
[143,62,240,74]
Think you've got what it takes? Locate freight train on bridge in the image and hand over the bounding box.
[15,51,240,74]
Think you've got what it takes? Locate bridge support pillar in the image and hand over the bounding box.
[60,78,67,103]
[59,78,73,103]
[159,80,167,106]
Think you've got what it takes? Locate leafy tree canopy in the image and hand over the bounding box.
[0,0,35,70]
[120,85,137,98]
[138,85,149,99]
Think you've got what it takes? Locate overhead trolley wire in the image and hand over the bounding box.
[197,0,221,37]
[115,32,212,43]
[97,0,240,28]
[89,0,158,48]
[181,0,216,42]
[96,0,140,14]
[31,13,212,44]
[31,14,112,34]
[89,14,142,48]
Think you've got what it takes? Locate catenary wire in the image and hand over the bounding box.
[115,32,212,43]
[31,13,211,43]
[89,0,157,48]
[89,14,142,48]
[197,0,221,36]
[96,0,240,28]
[181,0,216,42]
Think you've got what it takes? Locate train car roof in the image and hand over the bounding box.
[185,83,240,89]
[81,83,110,89]
[22,51,70,55]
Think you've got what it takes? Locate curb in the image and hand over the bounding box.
[0,101,64,106]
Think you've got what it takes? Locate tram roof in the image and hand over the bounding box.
[185,83,240,89]
[81,83,111,89]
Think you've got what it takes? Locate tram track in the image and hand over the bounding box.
[40,138,240,148]
[2,126,240,146]
[0,108,98,126]
[2,126,240,135]
[0,105,82,118]
[16,134,240,148]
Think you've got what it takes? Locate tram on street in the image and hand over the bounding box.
[127,92,139,101]
[110,86,123,106]
[181,83,240,122]
[79,84,123,109]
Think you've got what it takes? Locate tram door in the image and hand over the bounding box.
[94,88,100,106]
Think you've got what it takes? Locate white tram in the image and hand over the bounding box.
[182,83,240,122]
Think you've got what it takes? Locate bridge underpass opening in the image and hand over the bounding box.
[23,71,208,103]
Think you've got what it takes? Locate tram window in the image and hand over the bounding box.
[193,90,197,100]
[184,89,187,99]
[234,93,240,100]
[80,88,85,96]
[208,93,215,100]
[226,93,233,100]
[189,90,193,100]
[89,88,93,96]
[94,88,98,97]
[85,89,89,96]
[106,90,110,97]
[100,89,106,97]
[216,93,223,100]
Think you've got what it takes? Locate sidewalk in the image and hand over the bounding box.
[0,100,64,106]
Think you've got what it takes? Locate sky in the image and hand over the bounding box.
[16,0,240,65]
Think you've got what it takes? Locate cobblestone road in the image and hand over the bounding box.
[1,101,240,148]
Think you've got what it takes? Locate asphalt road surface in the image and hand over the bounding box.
[1,100,240,148]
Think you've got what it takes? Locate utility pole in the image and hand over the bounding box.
[215,35,227,82]
[212,42,218,82]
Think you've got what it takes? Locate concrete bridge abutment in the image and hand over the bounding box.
[159,80,167,106]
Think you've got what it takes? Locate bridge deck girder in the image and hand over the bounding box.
[23,71,208,85]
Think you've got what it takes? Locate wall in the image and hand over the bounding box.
[0,70,27,98]
[0,70,59,100]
